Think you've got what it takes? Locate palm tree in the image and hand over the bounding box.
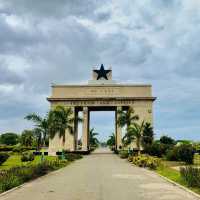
[125,121,145,155]
[25,113,48,147]
[48,105,82,146]
[89,128,99,147]
[33,128,42,150]
[141,122,154,150]
[21,130,35,147]
[117,107,139,128]
[107,133,115,147]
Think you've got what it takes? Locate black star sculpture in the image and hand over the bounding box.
[94,64,111,80]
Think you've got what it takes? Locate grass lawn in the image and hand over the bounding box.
[0,154,57,170]
[156,160,200,195]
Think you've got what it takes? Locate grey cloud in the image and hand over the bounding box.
[93,11,111,22]
[0,62,24,84]
[0,0,200,140]
[0,16,47,55]
[2,0,106,20]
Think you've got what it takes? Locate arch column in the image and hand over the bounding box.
[115,106,122,150]
[74,108,79,150]
[64,107,76,151]
[82,106,89,151]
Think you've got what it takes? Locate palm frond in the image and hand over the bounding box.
[25,113,42,123]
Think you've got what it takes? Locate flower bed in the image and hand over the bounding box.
[130,155,160,170]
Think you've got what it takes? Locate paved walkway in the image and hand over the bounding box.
[0,148,199,200]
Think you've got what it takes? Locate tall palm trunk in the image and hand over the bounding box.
[136,136,141,155]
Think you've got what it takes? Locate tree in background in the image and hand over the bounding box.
[107,133,115,147]
[0,133,19,145]
[21,130,35,147]
[25,113,48,146]
[160,135,175,145]
[89,128,99,148]
[141,122,154,150]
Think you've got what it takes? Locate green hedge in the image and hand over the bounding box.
[0,146,36,152]
[64,153,83,161]
[0,160,68,193]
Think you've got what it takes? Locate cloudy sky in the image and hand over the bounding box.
[0,0,200,141]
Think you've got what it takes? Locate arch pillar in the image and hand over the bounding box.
[115,106,122,150]
[82,106,89,151]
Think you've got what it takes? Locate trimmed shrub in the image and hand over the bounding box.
[132,155,160,170]
[12,146,36,153]
[119,150,129,159]
[33,151,42,156]
[21,152,35,162]
[0,153,9,165]
[180,166,200,187]
[0,146,36,153]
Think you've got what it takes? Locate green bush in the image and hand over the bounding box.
[132,155,160,170]
[119,150,129,159]
[180,166,200,187]
[160,135,175,145]
[178,144,194,164]
[0,153,9,165]
[0,133,19,145]
[0,160,68,193]
[146,142,170,157]
[166,148,179,161]
[21,152,35,162]
[166,144,194,164]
